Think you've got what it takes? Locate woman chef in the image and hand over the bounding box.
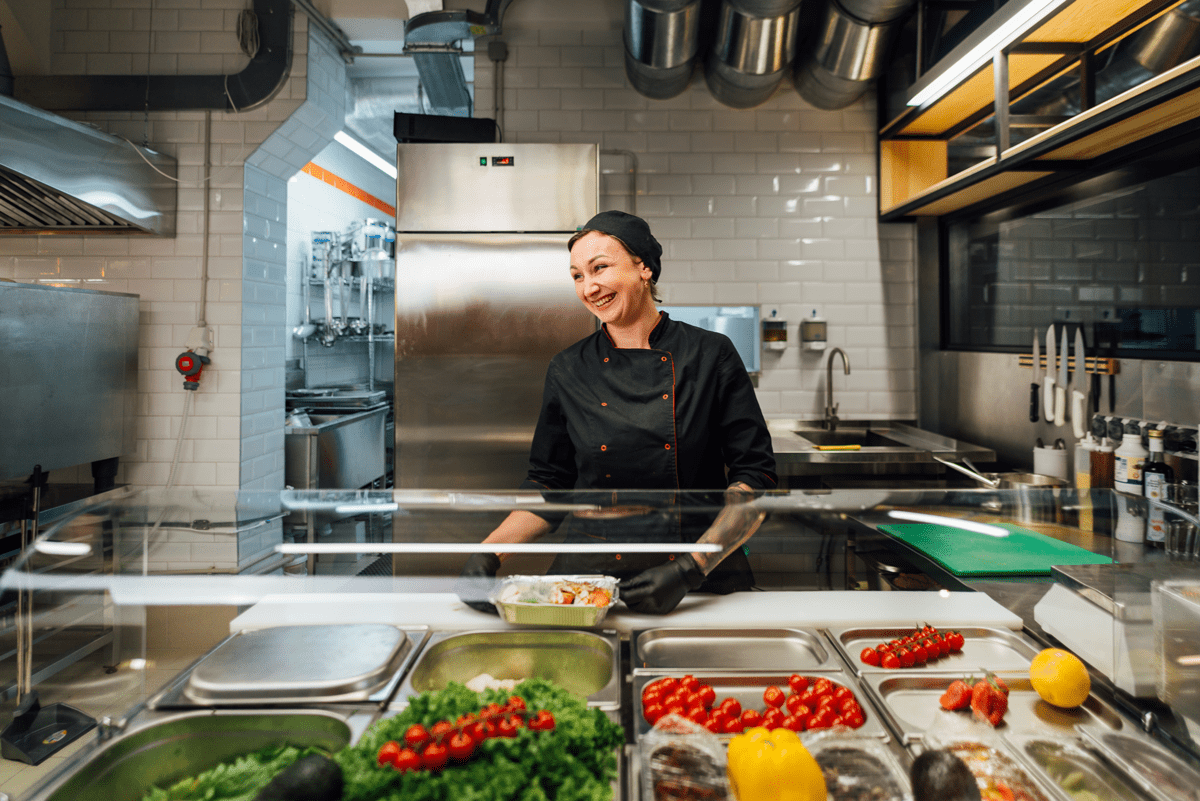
[459,211,777,614]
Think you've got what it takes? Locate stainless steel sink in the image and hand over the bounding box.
[795,428,910,448]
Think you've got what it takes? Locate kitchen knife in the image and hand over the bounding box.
[1072,327,1088,439]
[1090,324,1101,416]
[1030,331,1041,423]
[1055,324,1068,426]
[1044,324,1056,421]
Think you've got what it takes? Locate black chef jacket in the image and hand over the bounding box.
[519,312,777,592]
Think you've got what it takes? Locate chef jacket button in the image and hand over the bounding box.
[664,444,671,450]
[601,445,607,451]
[661,356,667,361]
[615,554,621,560]
[662,394,668,400]
[604,357,609,363]
[668,554,675,561]
[601,402,607,406]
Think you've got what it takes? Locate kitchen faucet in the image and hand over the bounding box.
[824,347,850,431]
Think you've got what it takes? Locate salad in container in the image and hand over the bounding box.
[489,574,619,627]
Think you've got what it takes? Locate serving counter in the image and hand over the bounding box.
[4,486,1200,801]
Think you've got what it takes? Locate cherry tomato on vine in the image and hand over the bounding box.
[378,740,401,767]
[421,741,449,770]
[860,647,881,667]
[393,747,421,773]
[448,731,475,762]
[404,724,429,749]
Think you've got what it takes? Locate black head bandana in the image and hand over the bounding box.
[575,210,663,283]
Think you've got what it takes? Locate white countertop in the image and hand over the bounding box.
[230,590,1022,635]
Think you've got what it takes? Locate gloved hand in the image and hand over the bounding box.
[456,552,501,615]
[619,554,705,615]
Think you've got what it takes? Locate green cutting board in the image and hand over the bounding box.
[877,522,1113,576]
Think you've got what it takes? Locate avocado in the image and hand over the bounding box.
[253,753,344,801]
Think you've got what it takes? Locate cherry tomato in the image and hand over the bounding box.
[784,695,809,716]
[497,715,522,738]
[643,702,666,725]
[844,710,865,728]
[762,708,786,730]
[665,700,687,718]
[455,713,477,727]
[860,647,881,667]
[889,639,903,648]
[787,674,809,695]
[830,715,846,727]
[657,677,680,695]
[506,696,526,713]
[481,703,505,719]
[393,747,421,773]
[719,698,742,717]
[404,724,429,749]
[839,698,861,715]
[697,685,717,709]
[707,710,729,732]
[703,717,723,734]
[876,643,892,654]
[946,631,965,652]
[815,708,836,728]
[897,647,915,668]
[430,721,454,739]
[782,713,806,731]
[813,678,834,695]
[686,691,707,711]
[684,706,706,724]
[378,740,401,767]
[664,690,688,709]
[448,731,475,762]
[741,709,763,727]
[680,675,700,693]
[480,720,499,739]
[928,635,947,658]
[804,713,824,730]
[881,652,901,669]
[763,686,785,708]
[529,710,556,731]
[910,643,928,664]
[724,716,744,733]
[833,686,853,703]
[421,741,449,770]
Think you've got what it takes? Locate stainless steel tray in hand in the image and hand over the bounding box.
[632,628,841,672]
[859,671,1125,745]
[153,624,427,708]
[632,671,889,741]
[827,625,1040,675]
[393,628,621,710]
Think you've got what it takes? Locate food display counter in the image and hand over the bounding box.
[4,487,1200,801]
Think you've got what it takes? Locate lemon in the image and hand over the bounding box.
[1029,648,1091,708]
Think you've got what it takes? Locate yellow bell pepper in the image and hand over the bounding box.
[726,727,826,801]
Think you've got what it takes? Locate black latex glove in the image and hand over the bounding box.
[619,554,705,615]
[456,552,501,615]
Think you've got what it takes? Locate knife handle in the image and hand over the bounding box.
[1030,383,1040,423]
[1044,376,1056,420]
[1053,385,1066,427]
[1072,391,1086,438]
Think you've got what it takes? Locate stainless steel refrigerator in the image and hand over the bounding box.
[393,143,599,490]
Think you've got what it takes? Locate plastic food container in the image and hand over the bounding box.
[489,574,619,627]
[1012,735,1148,801]
[803,730,912,801]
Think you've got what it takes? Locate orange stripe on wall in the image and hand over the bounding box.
[300,162,396,218]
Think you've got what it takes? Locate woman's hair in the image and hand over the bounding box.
[568,228,662,302]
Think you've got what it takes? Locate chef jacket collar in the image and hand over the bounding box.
[601,311,668,348]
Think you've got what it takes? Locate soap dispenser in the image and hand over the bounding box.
[762,309,787,351]
[800,310,826,351]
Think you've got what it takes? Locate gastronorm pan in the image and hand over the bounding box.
[860,672,1124,745]
[393,628,621,710]
[632,671,889,741]
[633,628,841,672]
[151,625,428,708]
[1079,727,1200,801]
[827,625,1039,675]
[1007,733,1153,801]
[490,574,618,627]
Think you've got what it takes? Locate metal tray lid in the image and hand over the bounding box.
[184,624,410,704]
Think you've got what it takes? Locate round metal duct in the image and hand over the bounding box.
[1131,0,1200,74]
[793,0,914,110]
[624,0,704,100]
[705,0,802,109]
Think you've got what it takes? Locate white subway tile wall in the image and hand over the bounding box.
[473,10,917,422]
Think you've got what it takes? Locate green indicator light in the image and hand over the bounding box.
[479,157,487,166]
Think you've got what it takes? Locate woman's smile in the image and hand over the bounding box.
[569,230,656,330]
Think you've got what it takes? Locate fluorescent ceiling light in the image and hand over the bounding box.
[886,509,1011,537]
[907,0,1074,107]
[334,130,397,179]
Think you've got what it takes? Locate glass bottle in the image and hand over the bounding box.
[1143,427,1174,543]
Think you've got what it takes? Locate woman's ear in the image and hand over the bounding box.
[636,258,653,281]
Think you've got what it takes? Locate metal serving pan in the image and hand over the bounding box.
[827,625,1040,675]
[1079,727,1200,801]
[633,628,840,672]
[860,671,1125,745]
[393,628,621,710]
[1007,733,1154,801]
[631,671,889,741]
[151,625,427,708]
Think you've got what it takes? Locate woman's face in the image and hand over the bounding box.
[569,231,654,327]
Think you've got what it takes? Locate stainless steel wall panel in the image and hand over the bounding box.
[394,144,598,233]
[393,234,597,490]
[0,282,138,481]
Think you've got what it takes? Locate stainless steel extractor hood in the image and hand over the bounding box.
[0,93,176,236]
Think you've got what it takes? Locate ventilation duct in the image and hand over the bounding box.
[624,0,703,100]
[705,0,803,108]
[793,0,915,109]
[403,0,514,115]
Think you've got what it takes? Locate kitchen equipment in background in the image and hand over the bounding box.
[1055,324,1069,427]
[762,308,787,351]
[393,143,598,490]
[1033,440,1069,481]
[661,305,761,371]
[1114,420,1148,496]
[1044,323,1057,422]
[801,310,827,351]
[1165,482,1198,557]
[1072,327,1089,438]
[1030,330,1040,423]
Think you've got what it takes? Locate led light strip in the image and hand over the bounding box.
[277,542,725,555]
[907,0,1074,107]
[887,510,1011,537]
[334,130,398,178]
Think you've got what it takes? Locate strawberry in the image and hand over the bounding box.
[970,678,994,721]
[988,685,1008,726]
[939,679,972,710]
[991,674,1010,696]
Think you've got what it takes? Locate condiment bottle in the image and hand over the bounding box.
[1114,420,1147,495]
[1143,427,1174,543]
[1090,434,1115,490]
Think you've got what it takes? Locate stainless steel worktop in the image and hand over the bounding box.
[768,419,996,476]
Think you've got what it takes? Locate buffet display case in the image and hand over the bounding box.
[3,486,1199,800]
